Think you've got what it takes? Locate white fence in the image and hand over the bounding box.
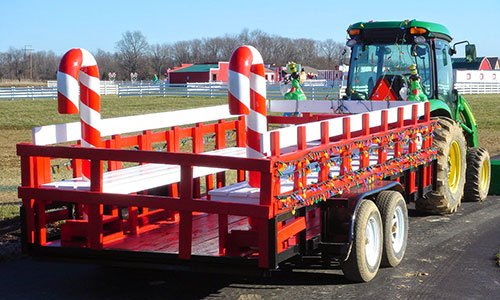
[116,81,345,100]
[47,80,118,95]
[1,80,499,100]
[454,82,500,94]
[0,86,57,100]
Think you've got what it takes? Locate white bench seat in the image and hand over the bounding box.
[42,147,246,194]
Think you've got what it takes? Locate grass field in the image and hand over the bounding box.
[0,94,499,220]
[0,96,226,219]
[0,80,47,88]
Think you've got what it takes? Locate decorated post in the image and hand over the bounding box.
[228,45,267,187]
[57,48,101,179]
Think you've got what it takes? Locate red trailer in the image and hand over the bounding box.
[18,99,438,282]
[18,47,439,282]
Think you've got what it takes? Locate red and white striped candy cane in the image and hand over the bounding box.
[57,48,101,179]
[228,45,267,187]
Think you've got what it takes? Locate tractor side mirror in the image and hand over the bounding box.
[465,44,477,62]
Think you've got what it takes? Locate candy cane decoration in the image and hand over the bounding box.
[57,48,101,179]
[228,45,267,187]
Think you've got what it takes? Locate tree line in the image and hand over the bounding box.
[0,29,347,82]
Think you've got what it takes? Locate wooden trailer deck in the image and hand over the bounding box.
[42,211,322,257]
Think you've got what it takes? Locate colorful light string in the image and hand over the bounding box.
[272,121,438,212]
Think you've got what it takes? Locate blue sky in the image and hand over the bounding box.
[1,0,499,57]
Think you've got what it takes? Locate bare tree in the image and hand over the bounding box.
[272,37,298,66]
[32,50,59,80]
[219,34,241,60]
[172,41,192,65]
[4,47,26,81]
[319,39,346,69]
[189,39,203,63]
[115,31,149,78]
[0,53,5,80]
[149,43,174,79]
[294,38,318,66]
[238,28,251,45]
[0,29,349,82]
[94,49,119,80]
[249,30,275,63]
[203,37,225,62]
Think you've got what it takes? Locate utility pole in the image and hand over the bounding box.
[24,45,33,80]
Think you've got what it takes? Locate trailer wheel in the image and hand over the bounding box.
[416,117,466,214]
[464,147,491,202]
[376,191,408,268]
[341,200,383,282]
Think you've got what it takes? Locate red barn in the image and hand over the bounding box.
[169,62,276,84]
[169,64,219,84]
[452,57,492,70]
[487,57,499,70]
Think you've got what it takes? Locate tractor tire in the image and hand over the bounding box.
[341,200,383,282]
[416,117,466,215]
[376,191,408,268]
[464,147,491,202]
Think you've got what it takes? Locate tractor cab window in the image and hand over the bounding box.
[435,39,454,103]
[347,43,432,101]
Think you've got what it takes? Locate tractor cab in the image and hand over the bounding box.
[345,40,432,101]
[344,20,477,120]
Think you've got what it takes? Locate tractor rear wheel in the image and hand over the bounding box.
[464,147,491,202]
[341,200,383,282]
[416,117,466,214]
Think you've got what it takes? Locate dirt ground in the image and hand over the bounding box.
[0,217,21,261]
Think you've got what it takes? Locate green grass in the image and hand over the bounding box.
[1,94,499,220]
[0,80,46,87]
[465,94,500,156]
[0,204,19,220]
[0,96,226,220]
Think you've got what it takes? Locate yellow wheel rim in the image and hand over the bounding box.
[480,158,490,191]
[448,141,462,193]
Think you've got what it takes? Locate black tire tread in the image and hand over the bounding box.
[416,117,466,215]
[464,147,490,202]
[376,191,408,268]
[341,200,382,282]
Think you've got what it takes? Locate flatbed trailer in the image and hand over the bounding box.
[18,46,439,282]
[18,100,437,280]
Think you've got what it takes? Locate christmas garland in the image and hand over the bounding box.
[273,121,438,212]
[276,147,437,211]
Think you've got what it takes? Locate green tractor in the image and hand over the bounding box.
[344,20,491,214]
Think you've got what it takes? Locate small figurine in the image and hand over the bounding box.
[407,64,428,102]
[284,62,307,101]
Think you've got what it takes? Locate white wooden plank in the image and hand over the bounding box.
[261,102,425,154]
[41,147,247,194]
[33,105,239,145]
[267,100,422,114]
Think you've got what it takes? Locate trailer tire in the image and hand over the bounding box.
[464,147,491,202]
[376,191,408,268]
[341,200,383,282]
[416,117,466,214]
